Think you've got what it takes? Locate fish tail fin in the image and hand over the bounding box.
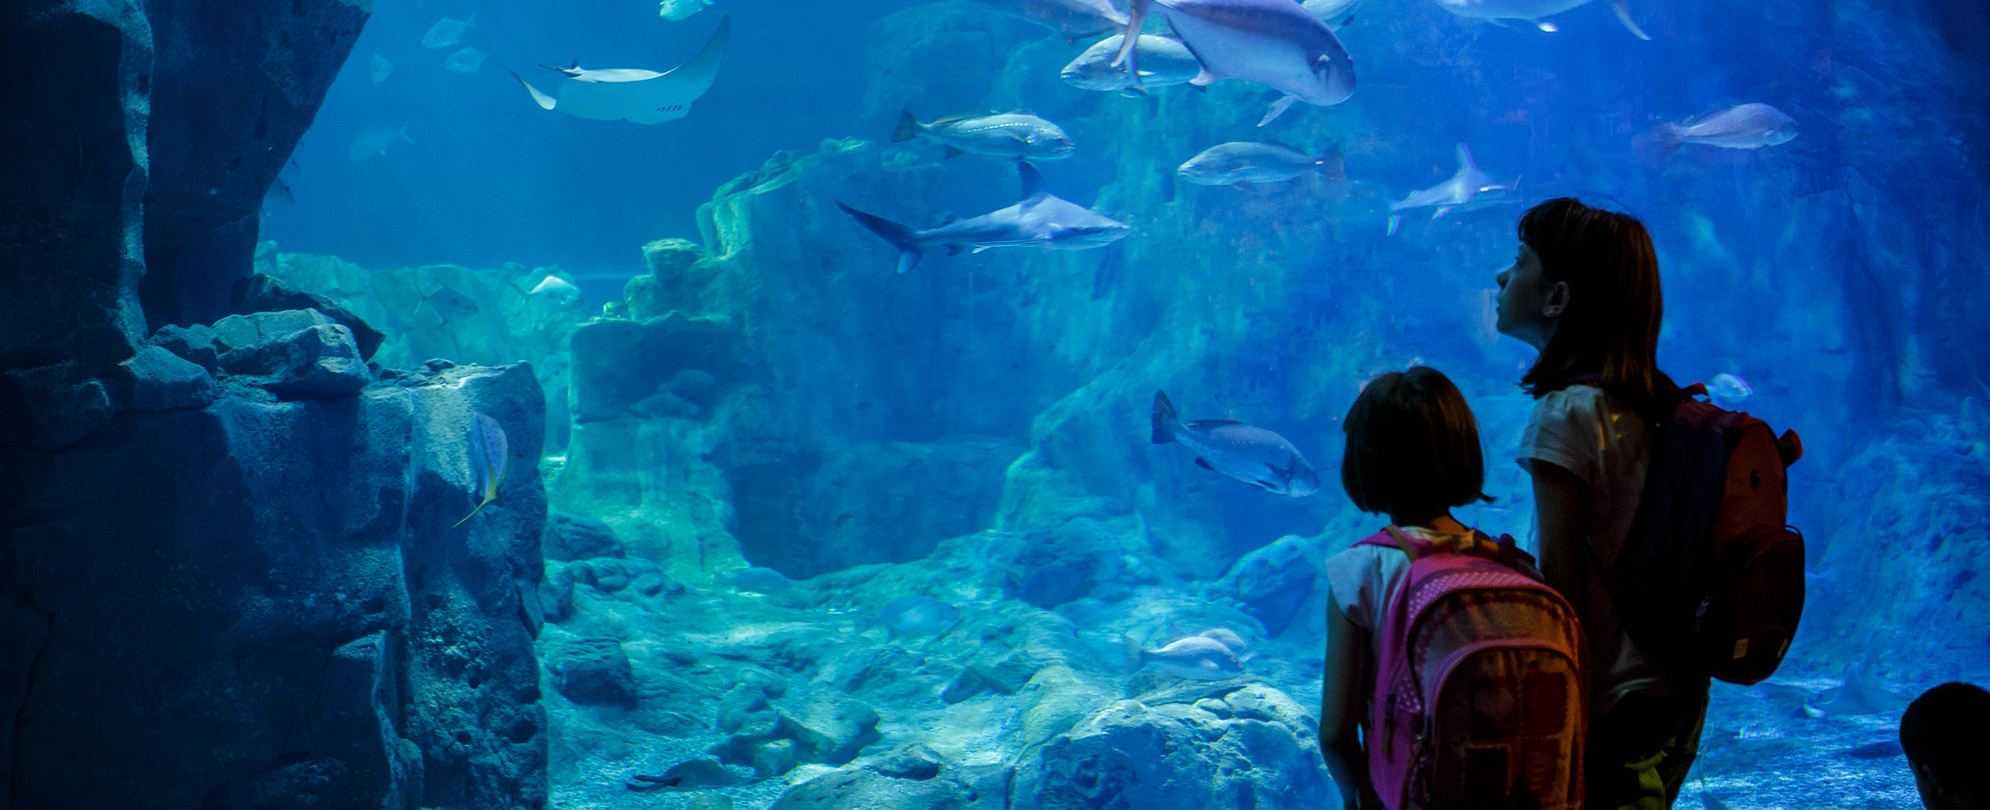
[1112,0,1150,71]
[1151,390,1177,444]
[837,202,925,274]
[1455,142,1477,173]
[1121,635,1145,674]
[1609,0,1651,40]
[891,109,923,143]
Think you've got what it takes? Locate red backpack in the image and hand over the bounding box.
[1357,527,1587,810]
[1607,382,1805,685]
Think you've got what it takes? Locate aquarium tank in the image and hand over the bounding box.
[2,0,1986,808]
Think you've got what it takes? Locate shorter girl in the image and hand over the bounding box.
[1318,365,1545,810]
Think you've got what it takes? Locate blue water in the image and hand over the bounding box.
[261,0,1990,807]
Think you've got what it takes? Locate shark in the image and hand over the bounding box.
[1430,0,1649,40]
[1115,0,1356,126]
[1387,143,1515,235]
[837,162,1130,274]
[513,16,729,124]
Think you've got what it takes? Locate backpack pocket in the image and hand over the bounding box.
[1415,640,1585,810]
[1695,524,1805,685]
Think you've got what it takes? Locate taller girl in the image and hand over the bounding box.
[1495,198,1706,810]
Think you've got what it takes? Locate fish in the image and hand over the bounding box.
[891,109,1076,162]
[1708,373,1752,405]
[453,413,509,527]
[444,46,486,74]
[1840,740,1904,759]
[866,596,963,640]
[420,283,480,327]
[1386,143,1512,235]
[1061,34,1201,96]
[965,0,1128,40]
[1196,627,1250,654]
[1177,141,1333,186]
[369,53,392,83]
[1124,634,1247,680]
[659,0,713,21]
[1429,0,1647,40]
[1151,391,1320,497]
[1803,661,1911,717]
[535,352,571,386]
[1651,103,1798,152]
[513,16,729,125]
[347,124,412,162]
[1114,0,1355,126]
[529,275,584,304]
[421,14,476,50]
[1732,723,1784,742]
[626,759,763,792]
[837,162,1129,275]
[719,566,793,593]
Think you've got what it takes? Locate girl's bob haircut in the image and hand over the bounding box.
[1341,365,1492,524]
[1517,197,1679,420]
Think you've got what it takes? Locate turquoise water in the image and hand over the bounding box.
[260,0,1989,807]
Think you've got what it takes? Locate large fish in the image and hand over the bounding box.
[1177,141,1333,186]
[1115,0,1355,126]
[1430,0,1648,39]
[1061,34,1202,96]
[1651,103,1798,151]
[891,109,1076,162]
[967,0,1129,40]
[1151,390,1320,497]
[1124,634,1247,680]
[1387,143,1512,235]
[513,16,728,125]
[837,162,1129,274]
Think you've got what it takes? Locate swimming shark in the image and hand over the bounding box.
[1430,0,1649,40]
[837,162,1130,274]
[1114,0,1355,126]
[1387,143,1514,235]
[513,16,729,124]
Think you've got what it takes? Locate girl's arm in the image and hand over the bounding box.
[1530,460,1594,608]
[1320,596,1375,810]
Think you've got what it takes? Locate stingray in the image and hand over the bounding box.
[625,759,763,792]
[512,16,729,124]
[1803,661,1911,717]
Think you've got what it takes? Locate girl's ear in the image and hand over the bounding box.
[1542,280,1570,318]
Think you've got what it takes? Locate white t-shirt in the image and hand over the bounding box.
[1517,383,1704,715]
[1324,526,1539,633]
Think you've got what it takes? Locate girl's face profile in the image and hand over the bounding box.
[1495,243,1557,350]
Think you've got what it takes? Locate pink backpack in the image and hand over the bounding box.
[1356,527,1588,810]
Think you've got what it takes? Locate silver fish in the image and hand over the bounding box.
[535,352,571,386]
[1151,390,1321,497]
[867,596,963,640]
[422,14,476,50]
[838,162,1129,274]
[369,53,392,83]
[658,0,713,21]
[1124,634,1246,680]
[1116,0,1355,125]
[529,275,584,304]
[1061,34,1201,95]
[1177,141,1331,186]
[1430,0,1648,40]
[891,109,1076,161]
[967,0,1129,39]
[420,282,479,326]
[347,124,411,162]
[1387,143,1512,235]
[719,566,793,593]
[444,46,487,74]
[1656,103,1798,151]
[1708,373,1752,405]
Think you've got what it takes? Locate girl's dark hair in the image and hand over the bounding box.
[1517,197,1679,421]
[1342,366,1492,524]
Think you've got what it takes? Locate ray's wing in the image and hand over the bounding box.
[530,16,730,123]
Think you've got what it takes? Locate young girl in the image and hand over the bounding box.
[1318,365,1515,810]
[1495,197,1706,809]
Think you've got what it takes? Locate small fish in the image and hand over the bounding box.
[626,759,762,792]
[966,0,1128,39]
[659,0,713,20]
[1708,373,1753,405]
[866,596,962,640]
[420,283,480,327]
[264,177,295,206]
[1061,35,1201,96]
[348,124,412,162]
[1124,634,1246,680]
[444,46,487,74]
[1151,390,1320,497]
[422,14,476,50]
[1177,141,1334,186]
[891,109,1075,162]
[719,566,793,593]
[1115,0,1355,126]
[370,53,393,83]
[529,275,584,304]
[838,162,1128,274]
[1387,143,1513,235]
[1804,661,1910,717]
[1653,103,1798,152]
[1840,740,1904,760]
[453,413,509,527]
[535,352,571,386]
[1733,723,1784,742]
[1430,0,1648,39]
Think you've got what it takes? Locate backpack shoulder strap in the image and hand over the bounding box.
[1354,526,1430,561]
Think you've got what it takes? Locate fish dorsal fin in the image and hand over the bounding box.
[1018,161,1049,203]
[931,108,997,126]
[1187,418,1242,427]
[1455,143,1478,173]
[1194,457,1215,470]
